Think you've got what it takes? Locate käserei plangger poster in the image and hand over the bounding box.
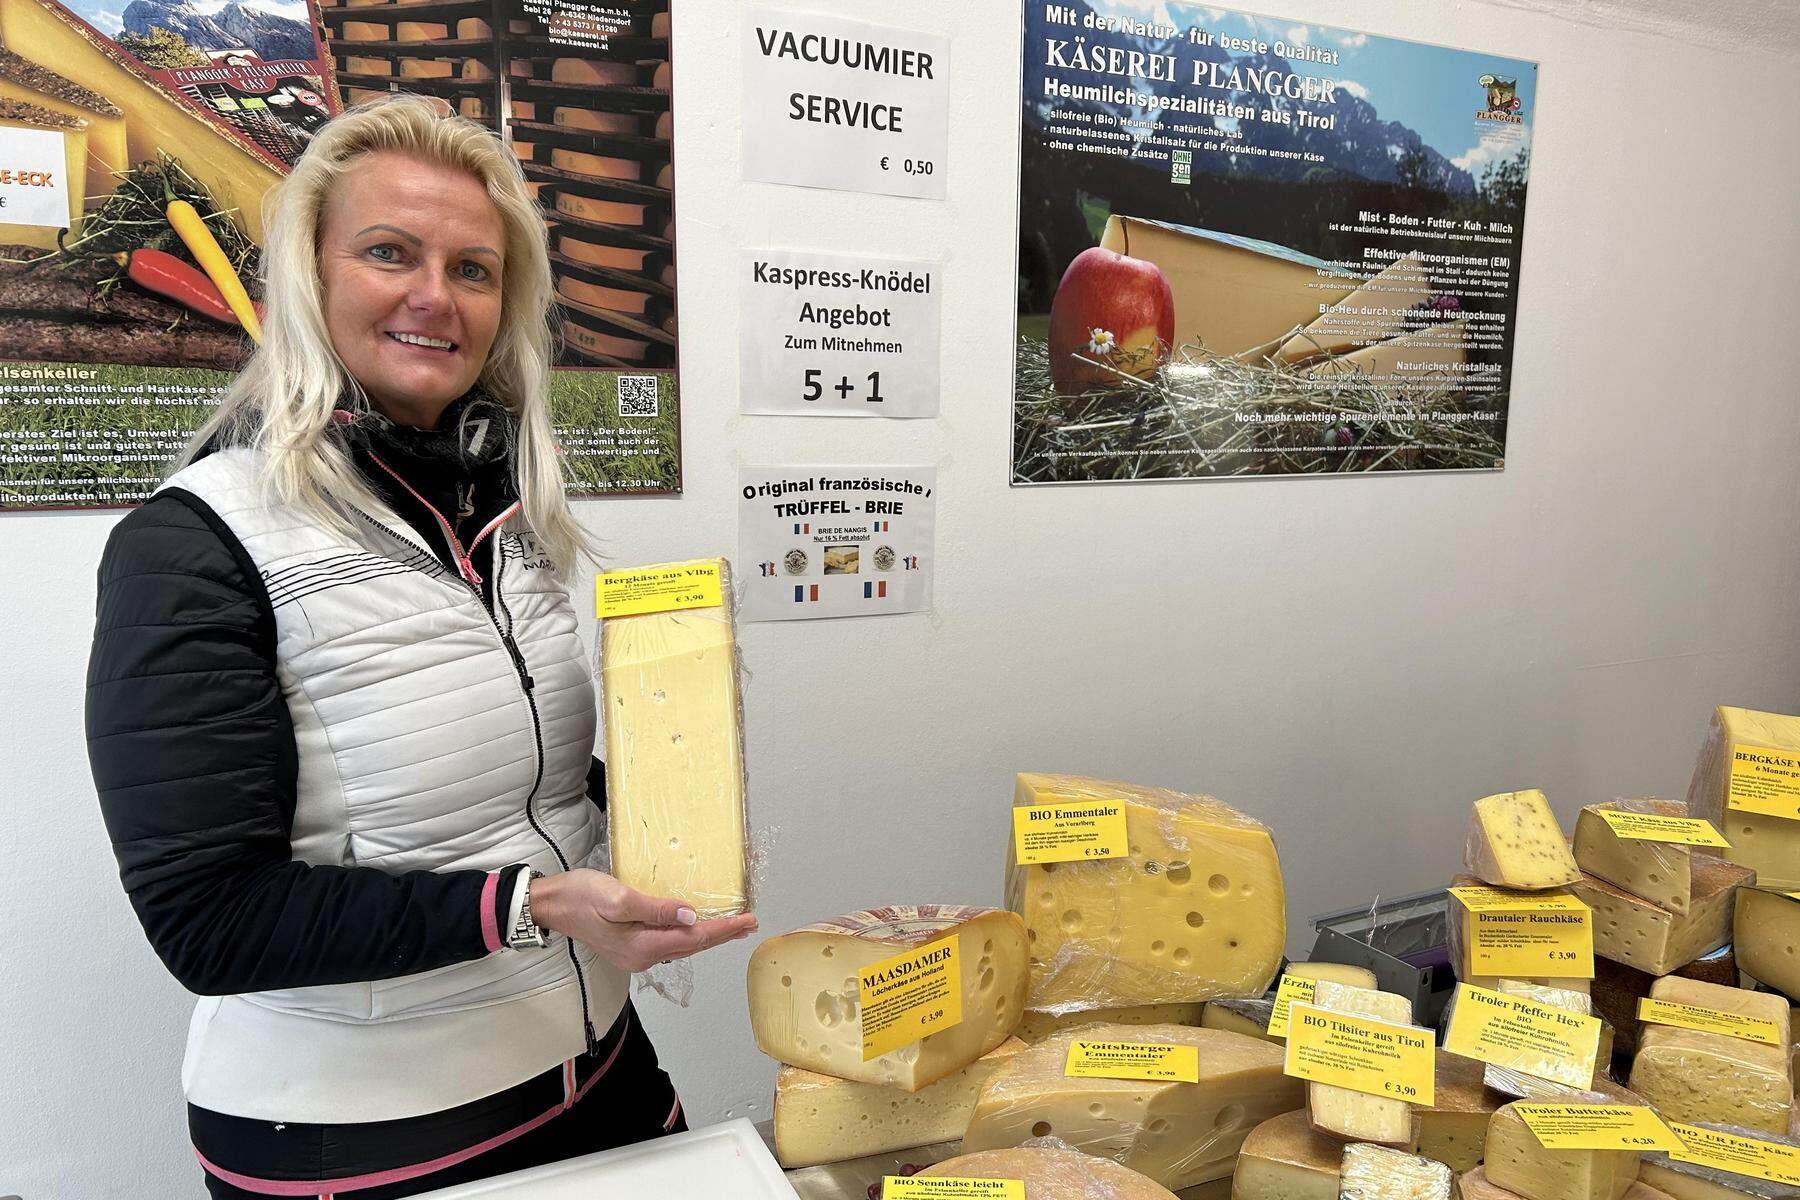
[1014,3,1535,483]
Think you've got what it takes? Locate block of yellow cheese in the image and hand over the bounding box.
[601,558,745,917]
[1338,1143,1452,1199]
[1486,1099,1643,1200]
[1639,1123,1800,1199]
[962,1023,1300,1190]
[1575,800,1696,915]
[1228,1109,1344,1200]
[746,905,1027,1091]
[0,100,84,248]
[1286,961,1378,989]
[1465,790,1583,890]
[1005,773,1285,1012]
[1688,707,1800,891]
[1628,976,1792,1135]
[1420,1049,1506,1172]
[1571,858,1753,975]
[919,1146,1178,1199]
[1014,1002,1204,1043]
[1199,998,1277,1043]
[1491,980,1617,1089]
[1736,889,1800,1001]
[771,1037,1026,1168]
[1303,980,1417,1146]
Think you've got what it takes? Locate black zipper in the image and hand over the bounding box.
[347,503,600,1053]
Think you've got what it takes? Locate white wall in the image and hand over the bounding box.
[5,0,1799,1194]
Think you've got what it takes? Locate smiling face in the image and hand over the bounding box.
[318,151,506,428]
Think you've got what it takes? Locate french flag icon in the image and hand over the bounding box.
[792,523,810,534]
[863,581,887,599]
[793,584,820,603]
[870,520,889,532]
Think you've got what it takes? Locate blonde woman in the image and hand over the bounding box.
[85,97,755,1198]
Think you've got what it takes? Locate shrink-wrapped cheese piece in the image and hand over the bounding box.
[1014,1002,1204,1043]
[1571,859,1753,975]
[1574,800,1697,915]
[1338,1143,1453,1199]
[1286,961,1377,989]
[1628,977,1792,1134]
[1303,980,1417,1146]
[962,1024,1299,1190]
[1639,1123,1800,1199]
[1687,707,1800,891]
[1487,979,1617,1089]
[1005,773,1285,1013]
[1466,790,1582,889]
[918,1145,1179,1199]
[1229,1109,1345,1199]
[601,557,747,917]
[747,905,1027,1091]
[1486,1099,1643,1200]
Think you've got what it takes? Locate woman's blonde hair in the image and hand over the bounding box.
[179,94,592,575]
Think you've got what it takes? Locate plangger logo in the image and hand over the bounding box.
[1478,74,1524,123]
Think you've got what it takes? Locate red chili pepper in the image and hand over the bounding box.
[126,248,260,327]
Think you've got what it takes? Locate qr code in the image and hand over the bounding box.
[617,375,658,418]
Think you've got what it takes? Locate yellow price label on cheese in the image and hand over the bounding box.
[1671,1123,1800,1186]
[596,560,722,619]
[1637,997,1785,1045]
[1263,974,1316,1039]
[1512,1104,1681,1151]
[1012,800,1128,865]
[1451,888,1594,978]
[1064,1039,1200,1083]
[882,1178,1026,1199]
[1727,743,1800,820]
[858,934,962,1061]
[1282,1002,1435,1106]
[1596,809,1730,847]
[1442,984,1600,1089]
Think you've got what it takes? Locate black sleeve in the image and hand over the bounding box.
[87,489,525,997]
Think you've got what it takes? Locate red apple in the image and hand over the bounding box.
[1047,246,1175,392]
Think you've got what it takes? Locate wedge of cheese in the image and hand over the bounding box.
[654,109,672,139]
[0,49,124,197]
[345,55,392,76]
[1575,800,1696,915]
[746,906,1027,1091]
[1735,889,1800,1001]
[1465,790,1582,890]
[601,557,746,918]
[1338,1144,1452,1200]
[772,1037,1026,1168]
[1463,1168,1678,1200]
[0,99,84,247]
[919,1146,1179,1199]
[1571,858,1752,975]
[962,1023,1299,1190]
[1229,1109,1344,1200]
[1303,980,1417,1146]
[650,60,670,90]
[555,191,646,225]
[1014,1002,1204,1043]
[1419,1049,1505,1172]
[1628,977,1792,1134]
[1487,1099,1644,1200]
[1005,773,1285,1012]
[1199,998,1277,1043]
[1688,707,1800,891]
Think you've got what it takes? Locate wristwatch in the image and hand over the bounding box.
[507,870,548,950]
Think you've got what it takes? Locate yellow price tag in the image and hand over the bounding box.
[1283,1002,1435,1105]
[1012,800,1128,865]
[1263,974,1316,1039]
[1596,809,1729,847]
[882,1179,1025,1199]
[1512,1104,1681,1151]
[1064,1039,1200,1083]
[1728,743,1800,820]
[1442,984,1600,1088]
[1672,1123,1800,1186]
[1637,998,1785,1046]
[1450,887,1594,978]
[858,934,962,1061]
[596,560,723,619]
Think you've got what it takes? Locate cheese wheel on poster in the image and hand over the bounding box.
[654,162,672,188]
[562,317,648,362]
[399,58,453,78]
[346,86,389,104]
[555,192,646,225]
[651,11,669,37]
[507,59,533,78]
[660,263,676,287]
[344,56,391,76]
[339,20,386,39]
[457,96,487,118]
[649,60,670,90]
[745,905,1028,1091]
[560,276,652,315]
[509,100,535,121]
[510,140,535,162]
[394,21,446,39]
[549,148,640,179]
[554,105,638,134]
[919,1146,1178,1199]
[1230,1109,1345,1200]
[558,233,651,272]
[551,58,634,85]
[455,17,492,37]
[461,59,493,80]
[654,110,672,139]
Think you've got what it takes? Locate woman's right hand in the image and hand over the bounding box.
[529,868,759,973]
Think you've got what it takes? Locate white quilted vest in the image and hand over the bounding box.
[161,447,626,1123]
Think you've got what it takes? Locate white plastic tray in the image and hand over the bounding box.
[416,1118,800,1199]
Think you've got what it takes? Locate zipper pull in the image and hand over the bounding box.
[585,1020,600,1055]
[457,555,482,588]
[501,633,535,692]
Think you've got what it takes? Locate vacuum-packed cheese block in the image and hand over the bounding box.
[0,100,85,248]
[602,558,746,917]
[0,48,128,196]
[555,191,646,225]
[1466,790,1582,890]
[1463,1167,1680,1200]
[1591,949,1739,1059]
[772,1037,1026,1168]
[1574,800,1697,915]
[1736,889,1800,1001]
[1490,980,1616,1088]
[1420,1050,1506,1172]
[1005,774,1285,1012]
[1639,1124,1800,1199]
[1304,980,1416,1146]
[963,1023,1299,1190]
[1200,998,1277,1043]
[1286,961,1377,989]
[558,233,652,272]
[1466,975,1593,996]
[1338,1144,1452,1199]
[1687,707,1800,891]
[560,275,653,314]
[1571,859,1753,975]
[1015,1002,1204,1043]
[1229,1109,1344,1200]
[1486,1100,1643,1200]
[747,905,1027,1091]
[1629,977,1792,1135]
[919,1146,1179,1199]
[551,57,634,85]
[554,105,639,133]
[550,147,641,179]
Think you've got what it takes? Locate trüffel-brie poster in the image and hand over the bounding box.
[1013,2,1535,484]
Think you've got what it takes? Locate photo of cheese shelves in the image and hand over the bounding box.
[319,0,675,369]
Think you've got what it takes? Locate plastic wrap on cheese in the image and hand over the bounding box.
[1640,1123,1800,1199]
[1005,773,1285,1014]
[1338,1143,1453,1199]
[960,1023,1300,1191]
[1686,706,1800,891]
[1573,798,1697,915]
[599,558,750,918]
[919,1141,1181,1198]
[1453,979,1615,1092]
[1628,977,1794,1135]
